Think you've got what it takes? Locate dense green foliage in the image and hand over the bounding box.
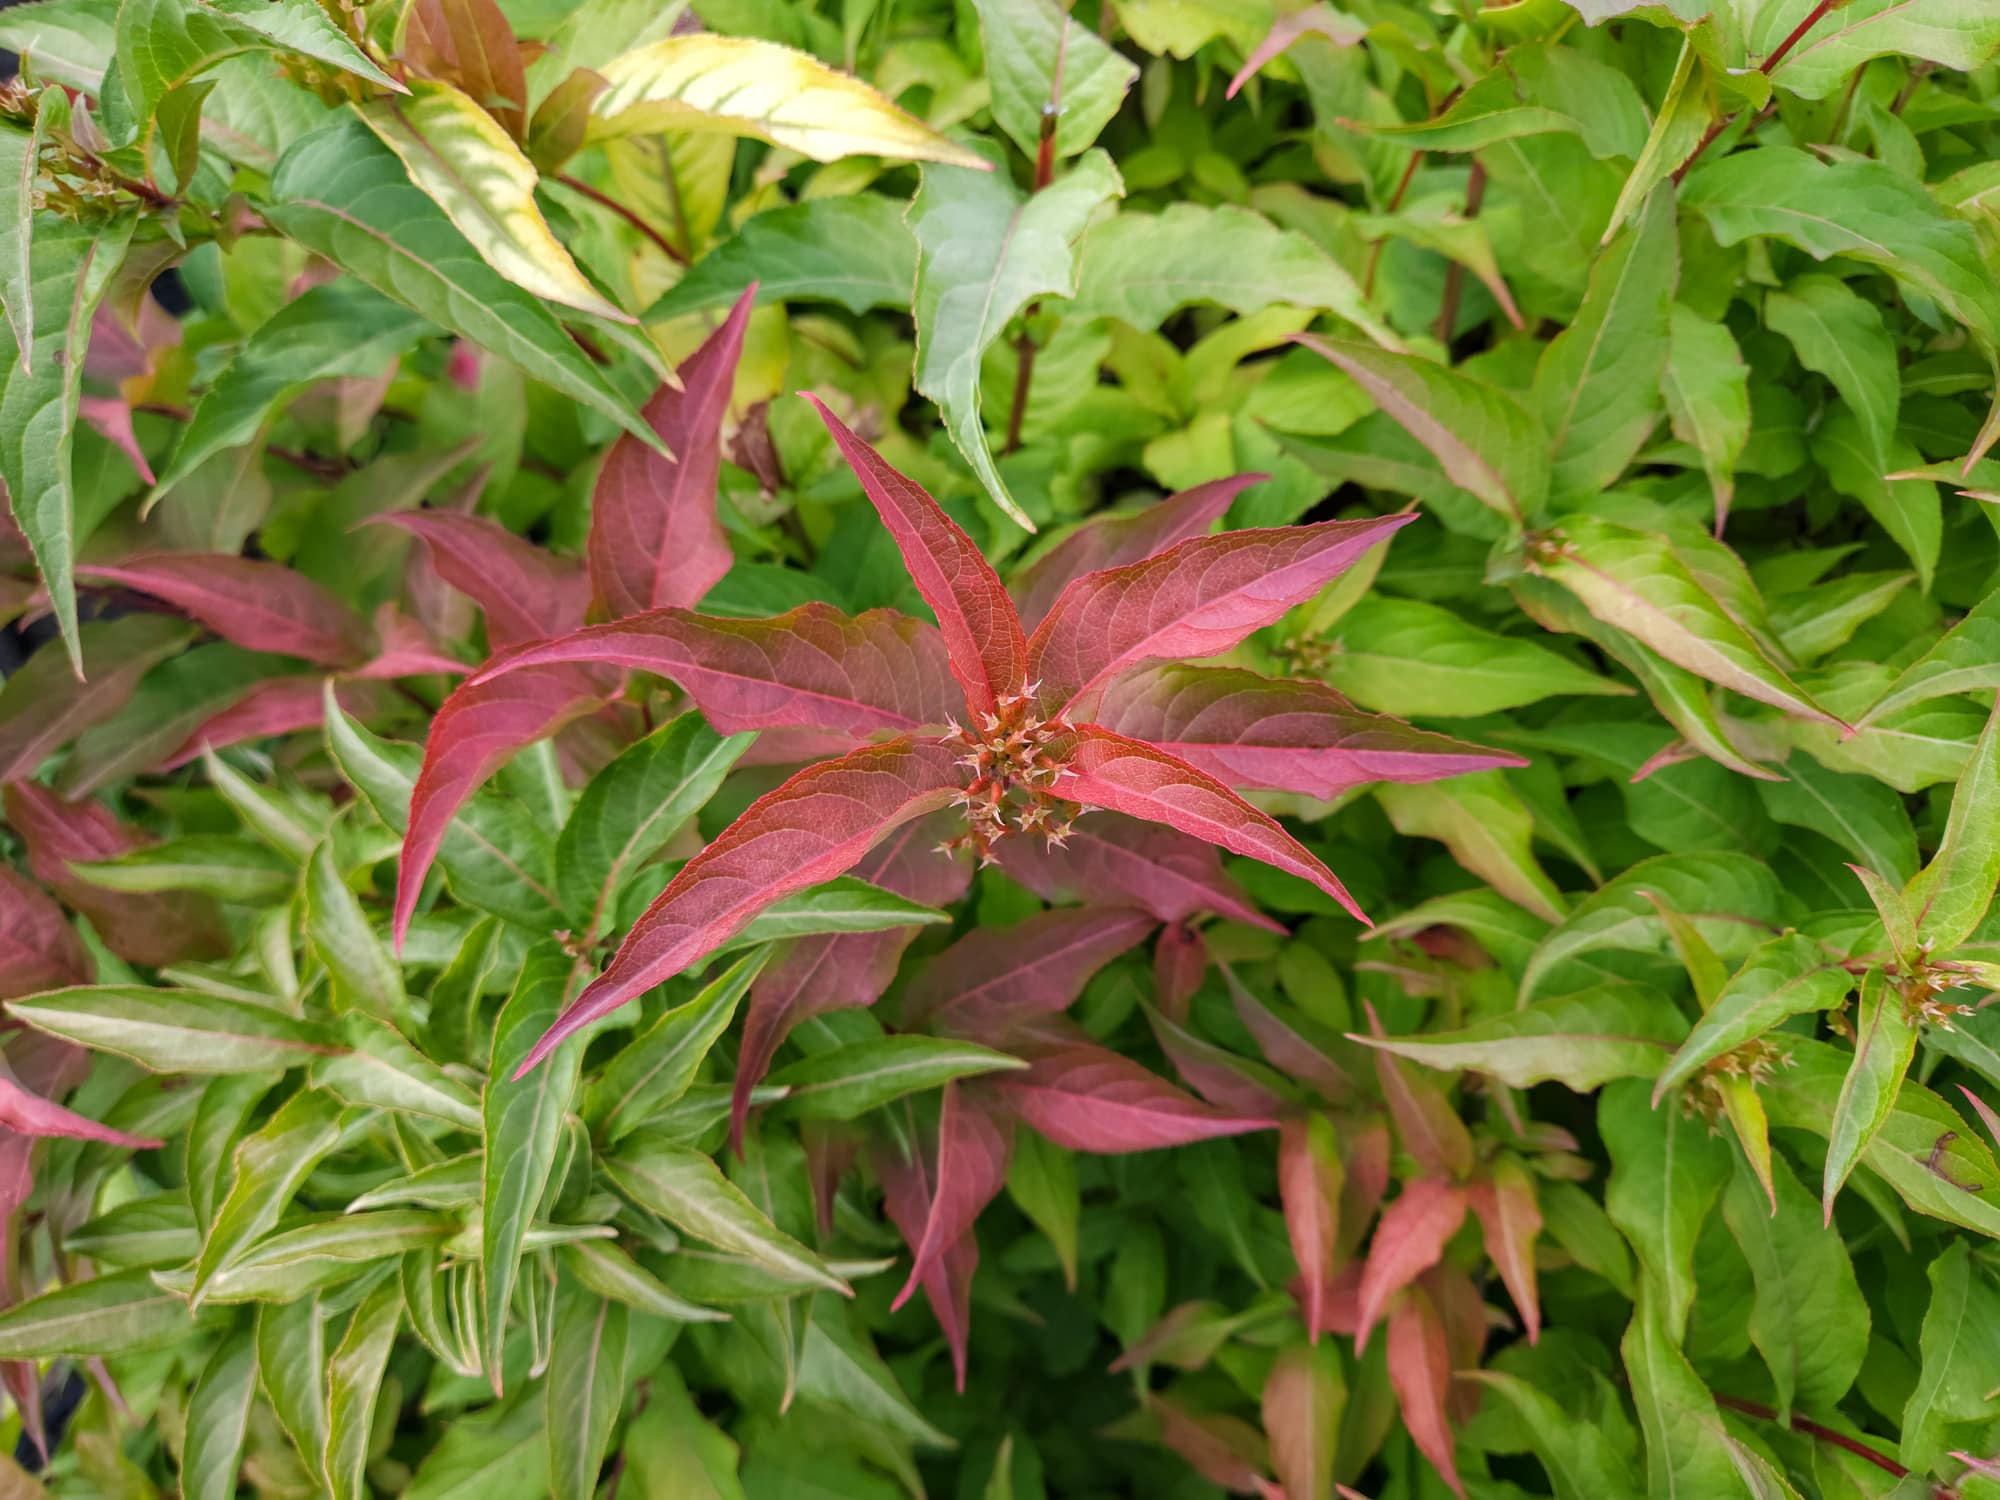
[3,0,2000,1496]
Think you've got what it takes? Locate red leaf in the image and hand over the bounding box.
[1145,1006,1288,1119]
[1386,1285,1465,1498]
[874,1128,978,1391]
[1278,1115,1342,1340]
[1062,728,1368,925]
[404,0,527,137]
[731,813,971,1154]
[589,288,753,617]
[996,1036,1277,1153]
[1468,1158,1542,1344]
[1339,1119,1392,1260]
[892,1082,1014,1312]
[1355,1179,1469,1351]
[0,1069,160,1148]
[1365,1001,1473,1178]
[0,617,190,784]
[1010,476,1263,629]
[1027,515,1414,711]
[802,1121,859,1238]
[1425,1264,1488,1423]
[806,396,1028,717]
[353,604,467,679]
[1092,666,1526,799]
[910,906,1157,1039]
[158,678,387,770]
[1152,922,1207,1022]
[395,665,615,945]
[998,813,1280,932]
[372,509,591,649]
[1262,1342,1342,1500]
[1226,6,1367,98]
[1226,971,1354,1103]
[1295,1262,1362,1339]
[518,738,964,1074]
[465,603,963,737]
[75,553,368,666]
[1149,1395,1267,1494]
[77,396,155,484]
[2,784,225,968]
[0,869,89,1000]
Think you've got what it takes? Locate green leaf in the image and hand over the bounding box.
[1813,406,1940,596]
[1859,585,2000,729]
[973,0,1135,161]
[1533,189,1677,501]
[71,835,295,903]
[1681,146,2000,345]
[1602,1078,1733,1340]
[1770,4,2000,102]
[1006,1128,1079,1291]
[358,79,625,320]
[1720,1152,1868,1423]
[1460,1370,1642,1500]
[1765,273,1898,471]
[1521,852,1787,1002]
[769,1035,1028,1120]
[1375,773,1567,923]
[1756,757,1918,887]
[586,951,766,1144]
[406,1400,550,1500]
[1622,1285,1752,1500]
[1353,987,1684,1093]
[194,1088,356,1302]
[722,876,950,949]
[1905,703,2000,952]
[1661,304,1750,524]
[603,1132,848,1294]
[623,1364,746,1499]
[484,943,583,1393]
[181,1325,258,1500]
[0,1270,190,1358]
[0,0,114,89]
[645,196,917,322]
[6,986,335,1073]
[265,122,657,452]
[1294,336,1547,521]
[1653,933,1852,1100]
[557,713,752,935]
[1823,968,1918,1221]
[1901,1240,2000,1474]
[910,148,1121,529]
[324,687,560,930]
[197,1211,451,1302]
[547,1288,626,1500]
[0,121,37,366]
[305,838,406,1022]
[325,1275,402,1500]
[150,281,429,502]
[310,1012,484,1130]
[1603,36,1709,244]
[1311,595,1627,718]
[1371,44,1648,160]
[1530,515,1836,727]
[257,1296,328,1470]
[557,1239,728,1323]
[0,210,132,671]
[67,1198,199,1269]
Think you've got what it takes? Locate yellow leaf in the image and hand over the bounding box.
[588,34,989,168]
[357,79,630,321]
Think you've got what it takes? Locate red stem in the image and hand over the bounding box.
[1762,0,1841,76]
[1712,1393,1941,1492]
[1003,108,1062,457]
[1432,160,1485,347]
[556,174,688,267]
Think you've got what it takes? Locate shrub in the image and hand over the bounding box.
[2,0,2000,1495]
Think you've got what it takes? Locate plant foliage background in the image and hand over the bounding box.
[3,0,2000,1495]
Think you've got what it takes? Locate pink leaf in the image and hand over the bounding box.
[1262,1342,1341,1500]
[892,1081,1014,1312]
[996,1036,1277,1153]
[1339,1119,1392,1261]
[806,396,1028,717]
[1294,1261,1362,1339]
[998,813,1280,932]
[1061,728,1368,925]
[1028,515,1414,712]
[873,1128,978,1391]
[589,288,753,617]
[1226,5,1367,99]
[1153,922,1207,1022]
[518,738,964,1075]
[1387,1286,1466,1499]
[1468,1158,1542,1344]
[372,509,591,649]
[1010,476,1264,629]
[1425,1264,1488,1422]
[1092,666,1526,799]
[909,906,1157,1039]
[1149,1395,1267,1494]
[0,617,190,784]
[731,813,971,1154]
[1278,1115,1342,1340]
[1355,1179,1469,1351]
[395,665,614,946]
[465,603,963,737]
[77,397,155,484]
[802,1121,859,1238]
[158,678,387,770]
[75,553,368,666]
[1145,1006,1289,1119]
[1961,1085,2000,1154]
[0,869,90,1000]
[1225,970,1354,1103]
[1365,1000,1474,1179]
[2,784,225,968]
[354,604,467,679]
[0,1068,160,1148]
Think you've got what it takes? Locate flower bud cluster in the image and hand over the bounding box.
[937,684,1082,864]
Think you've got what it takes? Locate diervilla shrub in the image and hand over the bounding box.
[3,0,2000,1495]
